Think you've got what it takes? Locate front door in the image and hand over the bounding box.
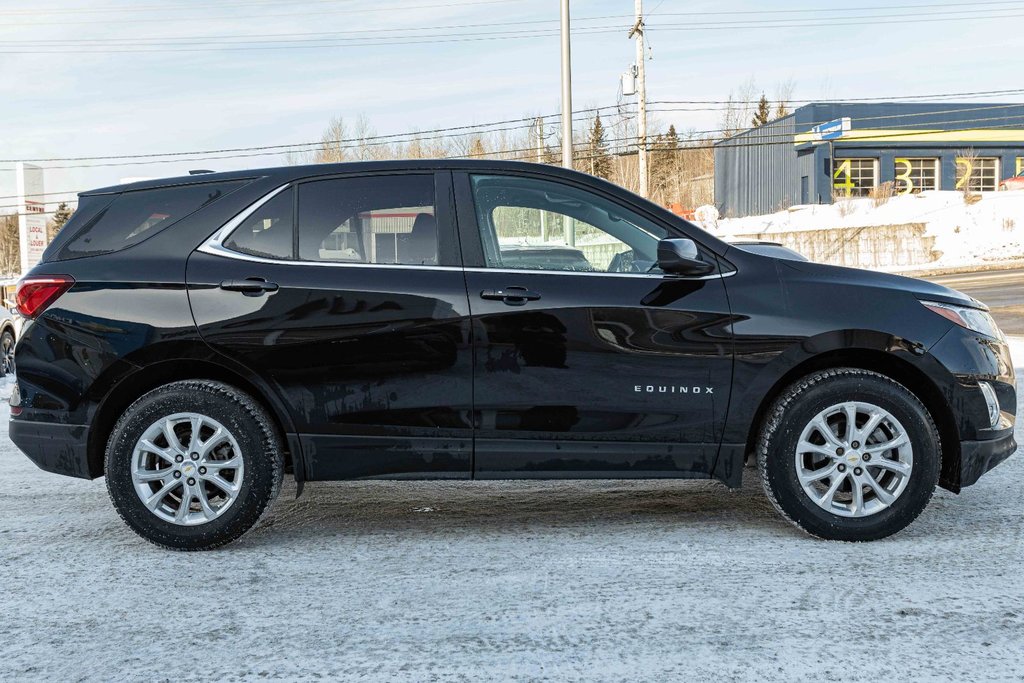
[454,171,734,479]
[187,171,474,480]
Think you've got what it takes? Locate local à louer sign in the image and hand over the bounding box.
[16,162,47,275]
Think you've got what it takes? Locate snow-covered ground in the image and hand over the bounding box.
[708,191,1024,271]
[1,342,1022,682]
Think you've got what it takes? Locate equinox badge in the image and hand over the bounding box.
[635,385,714,394]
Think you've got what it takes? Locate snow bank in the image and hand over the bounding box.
[705,191,1024,271]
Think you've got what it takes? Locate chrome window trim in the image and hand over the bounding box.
[462,267,735,280]
[200,184,735,280]
[203,183,291,248]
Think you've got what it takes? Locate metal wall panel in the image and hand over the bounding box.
[715,102,1024,217]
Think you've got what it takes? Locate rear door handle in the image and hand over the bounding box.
[480,286,541,306]
[220,278,279,295]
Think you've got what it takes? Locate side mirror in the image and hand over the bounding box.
[657,238,714,276]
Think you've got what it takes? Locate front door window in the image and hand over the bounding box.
[469,174,668,274]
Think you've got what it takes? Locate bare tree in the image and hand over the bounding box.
[773,78,796,119]
[720,77,759,138]
[309,116,349,164]
[0,214,20,276]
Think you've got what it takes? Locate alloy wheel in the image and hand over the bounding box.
[1,332,14,375]
[794,401,913,518]
[131,412,245,526]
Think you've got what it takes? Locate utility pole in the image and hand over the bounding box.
[559,0,573,170]
[534,117,545,165]
[535,117,548,241]
[559,0,574,246]
[629,0,648,197]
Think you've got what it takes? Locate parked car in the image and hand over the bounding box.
[0,303,19,375]
[9,160,1016,550]
[727,240,808,262]
[498,245,593,271]
[999,171,1024,191]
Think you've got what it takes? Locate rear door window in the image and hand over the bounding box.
[297,175,438,265]
[224,188,294,260]
[58,180,246,259]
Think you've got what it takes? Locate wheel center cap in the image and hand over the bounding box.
[181,462,197,476]
[847,454,860,465]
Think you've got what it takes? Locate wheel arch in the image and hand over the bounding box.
[743,347,961,492]
[86,357,304,483]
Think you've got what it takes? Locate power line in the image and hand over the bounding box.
[0,0,526,25]
[0,0,400,15]
[5,92,1022,167]
[650,0,1024,16]
[0,105,630,165]
[9,5,1011,46]
[5,0,1018,22]
[0,15,635,45]
[3,115,1024,210]
[5,7,1024,52]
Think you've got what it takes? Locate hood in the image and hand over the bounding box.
[776,258,984,309]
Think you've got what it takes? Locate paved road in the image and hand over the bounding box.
[923,267,1024,335]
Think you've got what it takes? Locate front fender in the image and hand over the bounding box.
[720,327,961,449]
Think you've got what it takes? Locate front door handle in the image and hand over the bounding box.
[480,286,541,306]
[220,278,279,296]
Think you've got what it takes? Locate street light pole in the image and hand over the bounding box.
[629,0,648,197]
[559,0,573,170]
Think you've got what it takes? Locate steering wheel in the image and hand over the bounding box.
[607,249,640,273]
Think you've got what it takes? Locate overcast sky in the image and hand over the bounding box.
[1,0,1022,208]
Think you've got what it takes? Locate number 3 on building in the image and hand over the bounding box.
[895,158,914,195]
[833,159,855,197]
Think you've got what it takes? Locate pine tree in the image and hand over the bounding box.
[51,202,72,230]
[752,94,771,127]
[774,101,790,120]
[588,114,611,179]
[664,124,680,150]
[47,202,73,242]
[468,137,486,158]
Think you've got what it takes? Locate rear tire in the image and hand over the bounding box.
[105,380,283,550]
[757,368,940,541]
[1,328,15,375]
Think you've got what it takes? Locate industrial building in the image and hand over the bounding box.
[714,102,1024,217]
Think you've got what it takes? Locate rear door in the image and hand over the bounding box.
[454,171,734,479]
[187,171,474,480]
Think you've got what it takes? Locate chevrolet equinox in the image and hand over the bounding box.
[9,160,1017,549]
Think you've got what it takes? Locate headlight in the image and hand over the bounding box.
[921,300,1004,340]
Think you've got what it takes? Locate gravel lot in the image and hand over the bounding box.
[1,341,1022,682]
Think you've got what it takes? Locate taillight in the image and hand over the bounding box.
[15,275,75,318]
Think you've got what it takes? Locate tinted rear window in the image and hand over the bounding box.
[57,180,245,259]
[40,194,117,262]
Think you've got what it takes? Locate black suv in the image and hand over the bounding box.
[9,160,1017,549]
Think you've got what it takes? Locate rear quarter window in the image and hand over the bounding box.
[56,180,246,260]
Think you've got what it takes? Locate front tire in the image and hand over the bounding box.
[757,368,940,541]
[105,380,283,550]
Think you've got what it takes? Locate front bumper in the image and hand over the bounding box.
[957,429,1017,490]
[9,418,93,479]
